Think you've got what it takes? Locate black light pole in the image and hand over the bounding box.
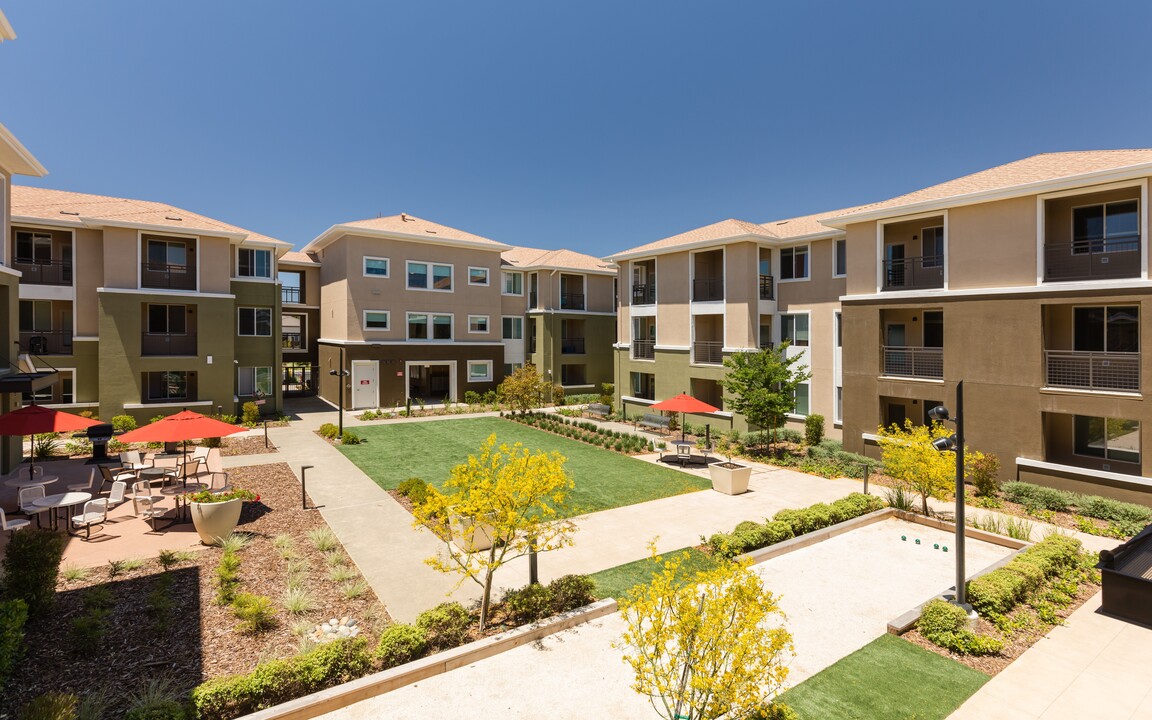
[329,346,350,437]
[929,380,967,607]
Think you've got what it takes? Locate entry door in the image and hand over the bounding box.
[884,323,907,375]
[886,403,906,429]
[351,360,379,410]
[886,244,905,287]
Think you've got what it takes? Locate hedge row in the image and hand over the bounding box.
[707,493,885,559]
[1002,481,1152,524]
[966,534,1083,616]
[917,598,1004,655]
[507,412,652,454]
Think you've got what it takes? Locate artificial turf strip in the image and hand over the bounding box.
[778,634,988,720]
[589,546,720,600]
[338,417,710,517]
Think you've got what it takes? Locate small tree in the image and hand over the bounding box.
[618,553,793,720]
[877,419,956,515]
[719,345,812,451]
[497,364,553,413]
[413,435,577,629]
[967,450,1001,497]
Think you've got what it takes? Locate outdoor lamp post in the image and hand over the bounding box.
[329,346,351,437]
[928,380,967,608]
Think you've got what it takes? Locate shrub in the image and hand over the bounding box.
[111,414,138,433]
[0,529,67,617]
[340,430,362,445]
[17,692,78,720]
[548,574,596,613]
[1075,494,1152,524]
[502,583,554,623]
[125,678,188,720]
[397,477,430,505]
[376,623,428,668]
[917,598,1004,656]
[318,423,339,439]
[215,551,242,606]
[306,527,339,552]
[31,433,61,459]
[1002,481,1074,513]
[241,402,261,426]
[804,414,825,446]
[749,702,800,720]
[416,602,472,650]
[967,452,1001,497]
[967,534,1083,616]
[0,599,28,694]
[464,390,482,405]
[191,638,372,720]
[777,428,803,443]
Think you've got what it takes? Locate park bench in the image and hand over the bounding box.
[637,413,671,434]
[585,403,612,420]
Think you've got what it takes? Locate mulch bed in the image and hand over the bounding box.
[1,462,391,717]
[217,435,278,457]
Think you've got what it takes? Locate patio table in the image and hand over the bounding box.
[161,483,207,523]
[4,474,58,489]
[139,466,179,488]
[672,440,694,467]
[32,491,93,534]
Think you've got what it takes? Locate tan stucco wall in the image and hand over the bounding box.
[75,228,103,335]
[948,197,1036,289]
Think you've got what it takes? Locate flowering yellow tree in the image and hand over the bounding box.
[877,419,956,515]
[413,434,576,629]
[617,553,793,720]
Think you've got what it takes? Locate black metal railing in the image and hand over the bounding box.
[1044,239,1140,282]
[632,340,655,359]
[560,292,585,310]
[693,340,724,365]
[141,262,197,290]
[759,274,775,300]
[281,286,303,304]
[632,284,656,305]
[282,364,318,396]
[561,337,585,354]
[1045,350,1140,392]
[282,332,304,351]
[141,332,197,356]
[692,277,724,302]
[11,259,72,286]
[19,331,72,355]
[882,346,943,379]
[882,255,944,291]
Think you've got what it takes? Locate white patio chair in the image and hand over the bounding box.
[136,493,170,532]
[0,508,30,535]
[205,472,231,493]
[68,468,98,493]
[128,480,164,516]
[93,480,128,512]
[18,465,43,479]
[120,450,152,471]
[18,486,47,528]
[71,500,107,540]
[183,446,211,479]
[204,447,223,474]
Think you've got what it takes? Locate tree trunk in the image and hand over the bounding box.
[921,493,930,517]
[479,544,497,630]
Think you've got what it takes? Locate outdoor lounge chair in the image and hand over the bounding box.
[71,500,107,540]
[100,464,138,493]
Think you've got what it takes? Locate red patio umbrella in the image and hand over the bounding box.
[650,393,721,441]
[119,410,246,479]
[0,404,101,474]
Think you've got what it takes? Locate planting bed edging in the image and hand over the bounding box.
[238,598,618,720]
[741,507,898,564]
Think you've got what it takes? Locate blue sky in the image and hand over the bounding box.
[4,1,1152,256]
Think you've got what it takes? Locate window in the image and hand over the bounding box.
[780,246,809,280]
[631,371,655,400]
[561,364,587,386]
[282,313,306,350]
[238,307,272,337]
[923,311,944,348]
[238,248,272,278]
[147,304,187,334]
[791,383,810,416]
[238,367,273,397]
[15,231,52,263]
[780,313,809,347]
[363,256,389,277]
[503,363,523,376]
[835,386,843,424]
[1074,306,1139,352]
[146,371,190,401]
[1073,200,1139,254]
[467,361,493,382]
[147,239,188,271]
[363,311,390,330]
[19,300,52,332]
[922,227,944,268]
[407,261,453,291]
[407,313,452,340]
[1074,416,1140,464]
[503,271,524,295]
[502,316,523,340]
[833,239,847,277]
[834,311,842,348]
[468,267,490,286]
[468,315,489,333]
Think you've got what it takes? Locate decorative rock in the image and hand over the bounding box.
[311,615,361,644]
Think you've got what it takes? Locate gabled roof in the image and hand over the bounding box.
[0,10,16,42]
[304,213,510,253]
[824,150,1152,226]
[501,246,615,274]
[11,185,289,246]
[0,122,47,177]
[606,218,780,262]
[279,250,320,266]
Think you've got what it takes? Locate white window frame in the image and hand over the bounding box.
[786,382,810,419]
[363,256,390,278]
[502,270,524,296]
[363,310,390,331]
[238,366,274,398]
[407,260,454,292]
[468,314,490,334]
[833,238,847,278]
[467,360,493,383]
[779,245,810,282]
[502,315,523,340]
[406,312,454,341]
[237,307,273,337]
[468,266,491,286]
[237,247,273,279]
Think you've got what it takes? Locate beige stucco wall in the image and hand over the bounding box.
[75,228,103,335]
[948,197,1036,289]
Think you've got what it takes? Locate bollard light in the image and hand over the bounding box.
[301,465,314,510]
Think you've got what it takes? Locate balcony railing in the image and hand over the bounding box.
[693,340,724,365]
[759,274,775,301]
[882,345,943,379]
[632,284,656,305]
[19,331,72,355]
[11,259,72,286]
[282,332,304,351]
[883,255,944,291]
[1044,239,1141,282]
[561,337,585,354]
[1045,350,1140,392]
[141,332,197,356]
[692,277,724,302]
[632,340,655,360]
[560,292,585,310]
[281,286,303,304]
[141,262,197,291]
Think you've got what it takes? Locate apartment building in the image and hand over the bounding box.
[833,150,1152,503]
[8,186,290,423]
[606,213,852,436]
[279,250,321,398]
[502,247,617,394]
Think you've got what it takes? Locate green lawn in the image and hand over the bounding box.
[589,546,719,600]
[778,634,988,720]
[339,417,710,516]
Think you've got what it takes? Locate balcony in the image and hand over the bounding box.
[882,346,943,379]
[11,260,72,286]
[692,277,724,302]
[1044,240,1140,283]
[1045,350,1140,392]
[281,286,303,304]
[562,337,585,354]
[632,340,655,360]
[529,291,538,309]
[19,331,72,355]
[632,284,656,305]
[692,340,723,365]
[141,332,197,356]
[759,275,774,301]
[282,332,304,351]
[141,262,196,291]
[560,293,585,310]
[883,256,944,291]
